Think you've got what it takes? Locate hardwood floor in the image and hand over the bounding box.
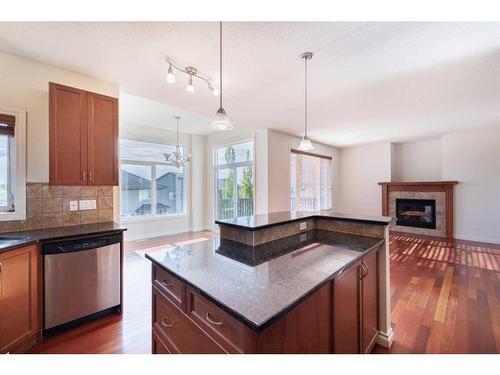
[29,231,499,354]
[374,233,500,354]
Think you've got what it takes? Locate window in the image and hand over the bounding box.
[120,139,186,219]
[0,109,26,220]
[290,150,332,211]
[215,140,254,220]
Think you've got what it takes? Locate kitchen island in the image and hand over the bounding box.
[145,211,394,354]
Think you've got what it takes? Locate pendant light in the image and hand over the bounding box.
[297,52,314,151]
[163,116,191,169]
[211,21,233,131]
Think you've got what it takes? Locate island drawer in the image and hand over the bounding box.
[152,330,171,354]
[152,287,225,354]
[186,287,255,353]
[152,264,186,310]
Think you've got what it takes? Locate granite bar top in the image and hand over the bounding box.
[146,230,384,332]
[0,222,126,254]
[215,210,392,230]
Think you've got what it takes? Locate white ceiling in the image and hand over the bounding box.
[0,22,499,147]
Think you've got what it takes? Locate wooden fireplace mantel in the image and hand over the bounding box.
[378,181,458,238]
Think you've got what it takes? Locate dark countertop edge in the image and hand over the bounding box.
[215,214,392,231]
[145,237,385,333]
[0,224,126,254]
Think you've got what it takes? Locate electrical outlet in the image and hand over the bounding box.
[299,221,307,230]
[69,200,79,211]
[79,199,97,210]
[300,233,307,242]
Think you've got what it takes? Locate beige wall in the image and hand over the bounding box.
[337,142,392,216]
[0,52,119,183]
[392,138,442,181]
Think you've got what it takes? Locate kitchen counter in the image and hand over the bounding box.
[215,210,392,230]
[0,222,126,254]
[146,230,383,332]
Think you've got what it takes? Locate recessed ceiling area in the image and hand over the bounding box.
[0,22,498,147]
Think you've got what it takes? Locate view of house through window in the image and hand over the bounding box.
[215,140,254,220]
[120,139,186,219]
[290,150,332,211]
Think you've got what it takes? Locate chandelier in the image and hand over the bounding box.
[163,116,191,169]
[165,58,219,96]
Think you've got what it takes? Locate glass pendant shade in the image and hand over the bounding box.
[211,107,233,131]
[186,76,195,92]
[297,135,314,151]
[166,65,176,83]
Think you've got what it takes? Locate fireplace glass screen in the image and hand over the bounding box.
[396,198,436,229]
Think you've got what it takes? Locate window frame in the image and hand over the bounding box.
[0,105,26,221]
[119,138,188,223]
[213,138,255,221]
[290,148,333,212]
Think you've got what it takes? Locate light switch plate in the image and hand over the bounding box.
[299,221,307,230]
[69,200,79,211]
[79,199,97,210]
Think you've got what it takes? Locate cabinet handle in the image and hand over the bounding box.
[161,317,173,328]
[361,261,369,279]
[0,262,2,273]
[89,170,92,182]
[82,169,86,182]
[205,312,223,326]
[161,279,174,288]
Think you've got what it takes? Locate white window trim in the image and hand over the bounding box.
[0,105,26,221]
[119,140,190,224]
[213,138,256,222]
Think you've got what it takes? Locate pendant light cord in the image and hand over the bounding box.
[304,56,308,137]
[219,21,223,109]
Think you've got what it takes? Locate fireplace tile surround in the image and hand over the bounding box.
[379,181,458,238]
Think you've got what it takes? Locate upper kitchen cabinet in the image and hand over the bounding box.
[49,83,118,186]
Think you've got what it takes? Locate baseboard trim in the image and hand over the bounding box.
[376,328,394,349]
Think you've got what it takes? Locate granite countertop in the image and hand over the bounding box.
[215,210,393,230]
[145,230,384,332]
[0,222,126,254]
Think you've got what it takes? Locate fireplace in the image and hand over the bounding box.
[396,198,436,229]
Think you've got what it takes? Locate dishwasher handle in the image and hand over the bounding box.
[43,234,122,255]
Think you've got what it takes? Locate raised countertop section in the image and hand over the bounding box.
[146,230,383,332]
[0,222,126,254]
[215,210,392,230]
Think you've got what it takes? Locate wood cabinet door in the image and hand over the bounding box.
[361,249,379,353]
[0,245,40,353]
[49,83,88,185]
[87,92,119,186]
[332,260,361,353]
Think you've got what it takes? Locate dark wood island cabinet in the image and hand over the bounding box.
[147,212,391,355]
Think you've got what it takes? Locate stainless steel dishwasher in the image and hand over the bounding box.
[43,233,121,333]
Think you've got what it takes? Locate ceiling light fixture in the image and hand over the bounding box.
[211,21,233,131]
[166,64,176,83]
[297,52,314,151]
[163,116,191,169]
[165,58,218,96]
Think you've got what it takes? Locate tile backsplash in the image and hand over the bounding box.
[0,183,115,233]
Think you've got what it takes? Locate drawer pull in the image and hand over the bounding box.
[161,279,174,287]
[161,317,173,328]
[205,312,223,326]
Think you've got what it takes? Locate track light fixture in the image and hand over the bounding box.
[165,58,218,96]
